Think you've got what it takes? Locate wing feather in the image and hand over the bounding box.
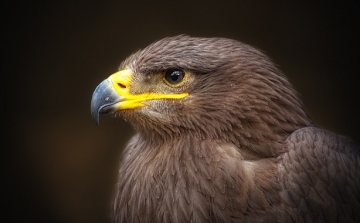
[279,127,360,222]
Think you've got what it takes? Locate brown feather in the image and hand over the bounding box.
[280,127,360,222]
[96,35,360,222]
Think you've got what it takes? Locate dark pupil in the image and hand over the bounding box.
[170,71,180,81]
[166,69,184,84]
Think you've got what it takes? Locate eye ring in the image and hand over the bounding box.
[163,69,187,87]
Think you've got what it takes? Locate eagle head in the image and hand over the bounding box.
[91,35,312,157]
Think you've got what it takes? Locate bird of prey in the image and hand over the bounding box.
[91,35,360,223]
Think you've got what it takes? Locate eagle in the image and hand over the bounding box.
[91,35,360,223]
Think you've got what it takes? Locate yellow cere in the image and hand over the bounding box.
[108,69,189,110]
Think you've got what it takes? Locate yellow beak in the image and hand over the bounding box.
[91,70,188,124]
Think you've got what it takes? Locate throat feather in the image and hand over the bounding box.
[113,136,281,222]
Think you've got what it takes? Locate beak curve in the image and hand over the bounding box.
[90,79,123,125]
[91,69,189,125]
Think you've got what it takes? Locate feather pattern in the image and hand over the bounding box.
[95,36,360,222]
[279,127,360,222]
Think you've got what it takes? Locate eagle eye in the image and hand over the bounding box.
[164,69,186,86]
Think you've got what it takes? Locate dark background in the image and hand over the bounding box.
[4,1,360,222]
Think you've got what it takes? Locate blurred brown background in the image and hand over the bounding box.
[3,1,360,222]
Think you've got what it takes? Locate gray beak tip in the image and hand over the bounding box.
[90,79,122,125]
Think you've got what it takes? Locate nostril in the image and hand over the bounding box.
[118,83,126,88]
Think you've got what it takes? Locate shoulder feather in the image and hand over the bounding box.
[279,127,360,222]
